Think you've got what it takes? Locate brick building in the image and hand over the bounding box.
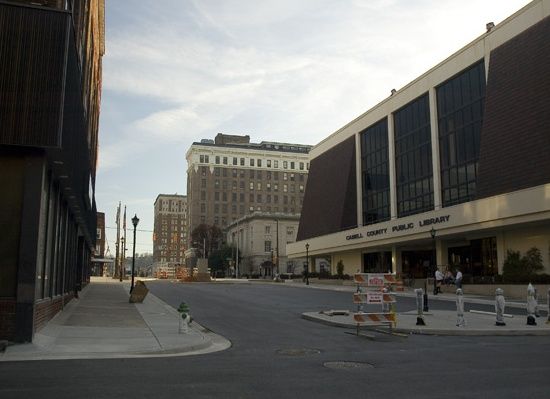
[289,0,550,280]
[153,194,188,278]
[186,134,311,246]
[0,0,105,342]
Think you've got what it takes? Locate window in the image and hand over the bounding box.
[299,162,304,170]
[222,192,227,202]
[232,181,237,190]
[257,171,262,179]
[283,184,288,192]
[215,156,220,164]
[267,183,271,191]
[287,227,294,236]
[274,172,279,180]
[223,169,228,177]
[283,173,288,181]
[223,157,228,165]
[201,167,206,176]
[361,118,391,225]
[232,193,237,201]
[299,185,304,193]
[215,180,220,188]
[200,203,206,213]
[249,193,255,202]
[240,158,245,166]
[267,171,271,180]
[250,158,255,167]
[233,157,237,165]
[267,160,272,168]
[437,61,485,207]
[265,226,271,234]
[264,241,272,252]
[96,228,101,239]
[215,192,220,201]
[290,173,295,181]
[250,170,255,178]
[250,182,254,190]
[257,194,262,203]
[240,181,245,190]
[258,159,262,167]
[201,191,206,200]
[274,183,279,191]
[394,94,434,217]
[257,182,262,190]
[200,155,205,163]
[274,160,279,168]
[214,167,220,176]
[283,161,288,169]
[290,162,295,169]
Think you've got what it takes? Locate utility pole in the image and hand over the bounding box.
[276,218,279,276]
[122,205,127,279]
[115,202,121,281]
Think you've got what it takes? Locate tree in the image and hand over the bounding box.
[191,224,223,258]
[209,244,240,276]
[502,247,544,282]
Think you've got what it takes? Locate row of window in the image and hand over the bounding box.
[360,60,486,224]
[198,155,309,171]
[199,208,298,226]
[203,167,306,182]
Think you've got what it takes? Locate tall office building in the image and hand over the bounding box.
[289,0,550,280]
[186,134,311,245]
[153,194,188,278]
[0,0,105,342]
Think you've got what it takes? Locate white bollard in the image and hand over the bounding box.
[526,283,537,326]
[495,288,506,326]
[456,289,466,327]
[415,288,425,325]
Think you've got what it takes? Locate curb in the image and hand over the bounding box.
[302,312,550,337]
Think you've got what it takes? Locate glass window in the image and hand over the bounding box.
[361,118,391,225]
[437,61,485,207]
[394,94,434,217]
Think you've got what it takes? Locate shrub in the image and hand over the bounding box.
[502,248,545,283]
[336,260,344,279]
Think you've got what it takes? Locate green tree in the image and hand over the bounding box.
[191,224,223,258]
[208,244,240,276]
[336,260,344,279]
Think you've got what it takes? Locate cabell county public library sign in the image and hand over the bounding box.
[346,215,451,241]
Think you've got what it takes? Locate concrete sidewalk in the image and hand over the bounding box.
[293,281,550,336]
[0,278,230,361]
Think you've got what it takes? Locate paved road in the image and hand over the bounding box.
[1,280,549,399]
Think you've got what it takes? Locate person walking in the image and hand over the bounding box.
[455,269,463,289]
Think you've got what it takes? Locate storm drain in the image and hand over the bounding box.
[323,361,374,370]
[276,348,321,356]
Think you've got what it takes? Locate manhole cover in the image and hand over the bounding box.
[323,361,374,370]
[276,348,321,356]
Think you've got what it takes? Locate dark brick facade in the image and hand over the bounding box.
[297,136,357,241]
[0,298,16,341]
[34,294,74,334]
[477,16,550,199]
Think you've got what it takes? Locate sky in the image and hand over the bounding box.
[96,0,531,256]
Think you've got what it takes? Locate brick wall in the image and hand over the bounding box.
[0,298,16,341]
[34,293,74,333]
[477,16,550,198]
[297,136,357,241]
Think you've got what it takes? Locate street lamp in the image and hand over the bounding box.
[130,214,139,292]
[305,243,310,286]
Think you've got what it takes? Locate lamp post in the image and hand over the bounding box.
[423,227,436,312]
[130,214,139,292]
[305,243,310,286]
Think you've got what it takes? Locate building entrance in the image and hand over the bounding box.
[401,250,434,278]
[448,237,497,278]
[363,252,392,273]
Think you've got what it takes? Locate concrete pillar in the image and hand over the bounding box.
[496,232,506,275]
[355,132,363,227]
[392,246,402,274]
[388,114,397,219]
[429,87,442,210]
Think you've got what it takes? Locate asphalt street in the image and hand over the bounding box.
[1,280,549,399]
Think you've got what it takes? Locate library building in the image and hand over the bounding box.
[288,0,550,283]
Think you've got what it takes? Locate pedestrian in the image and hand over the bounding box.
[434,268,444,295]
[444,268,454,286]
[455,269,463,289]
